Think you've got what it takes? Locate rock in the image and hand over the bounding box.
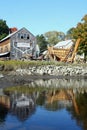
[3,64,87,77]
[0,74,4,78]
[0,65,4,71]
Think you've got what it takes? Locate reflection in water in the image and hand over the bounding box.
[0,95,10,124]
[10,92,36,121]
[0,104,8,124]
[29,78,87,89]
[45,89,72,111]
[0,78,87,130]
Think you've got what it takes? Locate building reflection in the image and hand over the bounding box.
[0,92,36,122]
[10,92,36,121]
[0,95,10,124]
[0,95,10,109]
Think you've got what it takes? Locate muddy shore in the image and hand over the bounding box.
[0,74,62,88]
[0,72,87,88]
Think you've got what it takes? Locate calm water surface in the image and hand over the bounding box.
[0,78,87,130]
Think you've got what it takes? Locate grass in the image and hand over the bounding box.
[0,60,66,71]
[0,60,87,71]
[3,85,50,95]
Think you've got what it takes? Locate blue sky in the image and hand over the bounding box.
[0,0,87,36]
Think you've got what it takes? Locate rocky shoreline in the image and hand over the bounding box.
[9,64,87,76]
[0,64,87,88]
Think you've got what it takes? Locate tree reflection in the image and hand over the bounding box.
[36,91,46,106]
[43,88,87,130]
[71,92,87,130]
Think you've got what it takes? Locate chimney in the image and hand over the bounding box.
[9,27,18,34]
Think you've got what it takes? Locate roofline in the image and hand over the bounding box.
[21,27,36,38]
[0,27,36,43]
[0,30,18,43]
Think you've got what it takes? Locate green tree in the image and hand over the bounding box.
[66,14,87,61]
[66,27,75,39]
[36,34,48,53]
[0,19,9,40]
[44,31,65,46]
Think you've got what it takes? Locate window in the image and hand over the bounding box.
[0,48,3,53]
[21,34,24,39]
[27,34,29,39]
[5,46,8,52]
[18,33,20,38]
[0,48,1,53]
[24,34,26,39]
[18,33,30,39]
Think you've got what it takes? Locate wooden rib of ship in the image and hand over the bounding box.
[46,38,80,62]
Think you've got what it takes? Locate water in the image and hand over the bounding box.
[0,78,87,130]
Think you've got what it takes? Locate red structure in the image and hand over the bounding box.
[9,27,18,33]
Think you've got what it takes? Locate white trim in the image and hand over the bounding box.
[0,51,9,56]
[13,40,33,54]
[17,42,30,48]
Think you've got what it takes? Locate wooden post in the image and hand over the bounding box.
[67,38,81,62]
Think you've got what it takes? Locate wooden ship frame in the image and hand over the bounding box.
[46,38,80,62]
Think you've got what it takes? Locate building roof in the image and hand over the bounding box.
[0,27,36,43]
[0,31,18,43]
[54,40,74,49]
